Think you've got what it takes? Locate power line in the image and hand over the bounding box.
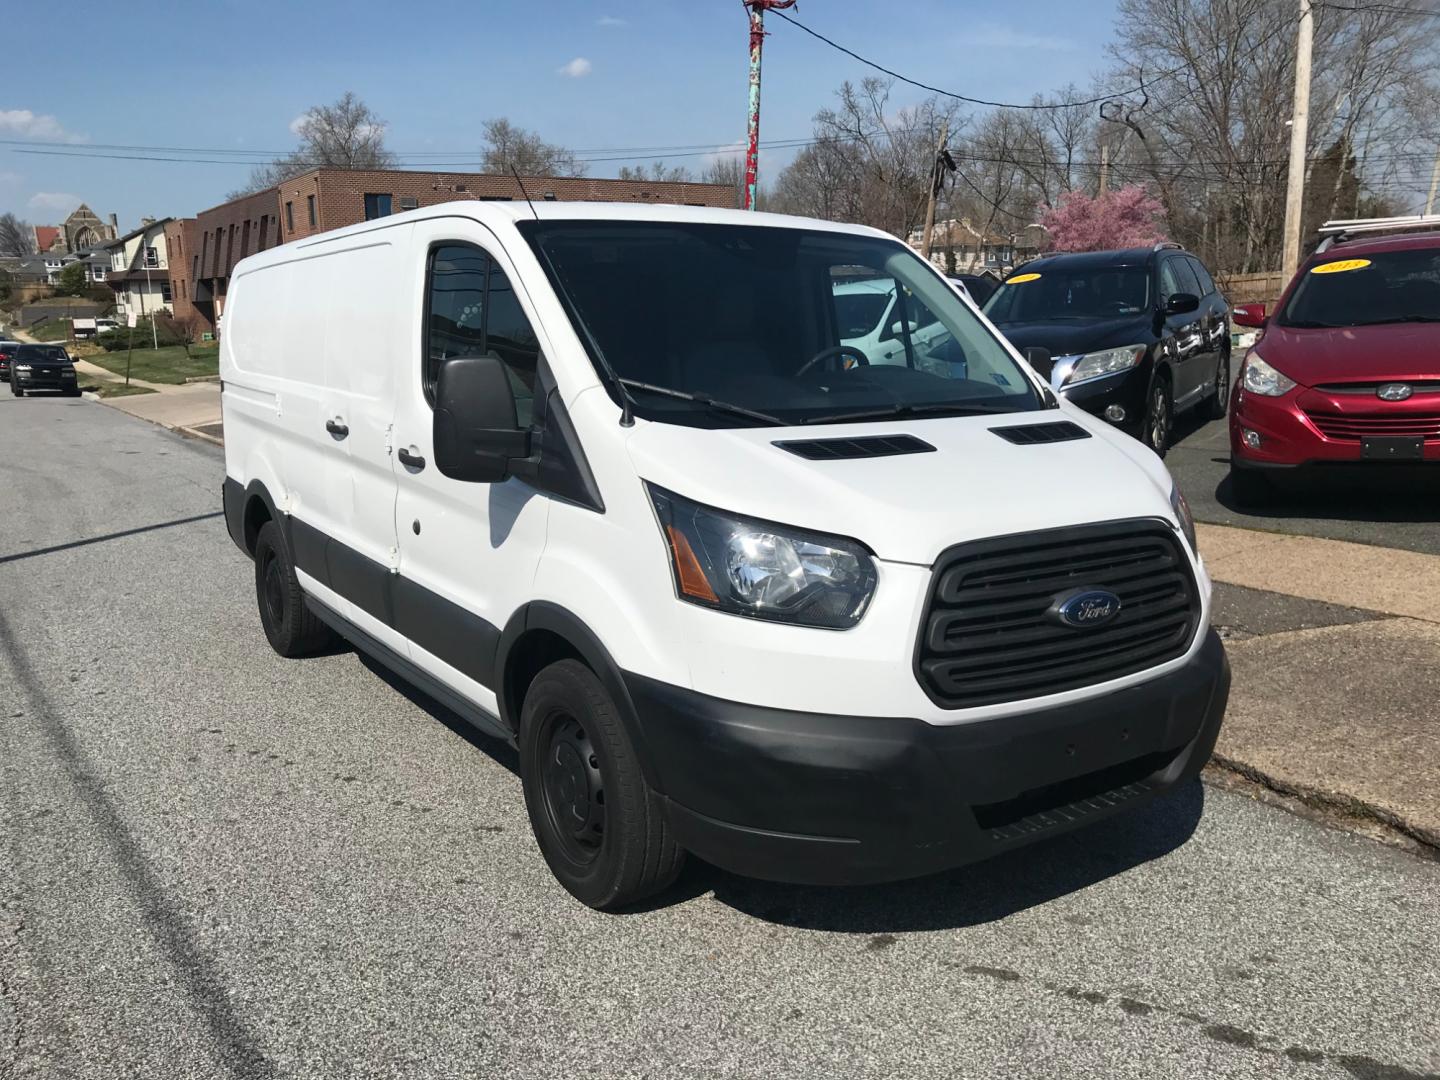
[768,8,1189,110]
[1312,1,1440,15]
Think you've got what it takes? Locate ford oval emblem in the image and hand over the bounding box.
[1377,383,1413,401]
[1050,588,1123,629]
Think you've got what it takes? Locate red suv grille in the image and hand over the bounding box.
[1304,410,1440,441]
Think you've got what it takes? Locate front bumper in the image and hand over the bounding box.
[14,369,78,391]
[1231,385,1440,468]
[1058,365,1149,432]
[626,629,1229,885]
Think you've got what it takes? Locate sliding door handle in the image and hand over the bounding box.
[325,419,349,438]
[397,447,426,470]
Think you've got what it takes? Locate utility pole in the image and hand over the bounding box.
[742,0,795,211]
[921,120,950,263]
[1425,147,1440,216]
[1280,0,1314,281]
[1099,144,1110,196]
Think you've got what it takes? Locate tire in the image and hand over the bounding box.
[519,659,684,910]
[1202,349,1231,421]
[1229,466,1270,508]
[11,383,23,398]
[1141,374,1173,458]
[253,520,336,657]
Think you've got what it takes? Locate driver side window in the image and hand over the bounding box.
[1159,259,1184,300]
[424,243,539,426]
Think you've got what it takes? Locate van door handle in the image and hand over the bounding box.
[325,419,349,438]
[397,447,426,470]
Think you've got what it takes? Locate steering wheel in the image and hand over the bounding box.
[795,345,870,377]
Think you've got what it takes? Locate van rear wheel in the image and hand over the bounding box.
[253,521,336,657]
[519,659,684,910]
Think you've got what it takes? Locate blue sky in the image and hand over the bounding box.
[2,0,1119,231]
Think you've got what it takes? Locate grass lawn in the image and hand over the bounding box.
[85,345,219,385]
[82,379,157,398]
[28,318,71,341]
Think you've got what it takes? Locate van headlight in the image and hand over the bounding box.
[1240,351,1296,396]
[1170,484,1197,554]
[1062,344,1146,387]
[646,484,877,629]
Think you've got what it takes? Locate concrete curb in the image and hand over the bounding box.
[1205,755,1440,856]
[177,425,223,447]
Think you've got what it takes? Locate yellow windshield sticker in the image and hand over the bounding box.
[1007,272,1042,284]
[1311,258,1372,274]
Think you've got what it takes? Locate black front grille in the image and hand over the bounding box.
[916,519,1200,708]
[773,434,935,460]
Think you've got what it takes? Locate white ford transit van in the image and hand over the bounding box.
[221,202,1229,910]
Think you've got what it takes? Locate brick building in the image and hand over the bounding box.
[163,217,202,329]
[188,168,736,332]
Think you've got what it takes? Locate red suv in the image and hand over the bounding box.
[1228,228,1440,504]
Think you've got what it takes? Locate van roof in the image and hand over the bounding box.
[283,199,900,252]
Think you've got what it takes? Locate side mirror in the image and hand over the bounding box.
[890,319,920,338]
[1165,292,1200,316]
[433,354,532,484]
[1022,346,1054,379]
[1232,303,1267,328]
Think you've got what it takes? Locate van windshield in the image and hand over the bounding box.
[521,221,1043,427]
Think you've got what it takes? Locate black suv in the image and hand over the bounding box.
[984,245,1231,456]
[9,344,81,397]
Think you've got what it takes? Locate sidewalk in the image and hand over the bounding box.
[1200,524,1440,851]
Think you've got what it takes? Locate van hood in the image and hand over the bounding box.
[1258,322,1440,385]
[990,315,1153,358]
[624,410,1178,565]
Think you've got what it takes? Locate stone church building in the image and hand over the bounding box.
[31,204,119,253]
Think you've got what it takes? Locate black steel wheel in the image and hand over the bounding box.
[520,659,684,910]
[252,520,336,658]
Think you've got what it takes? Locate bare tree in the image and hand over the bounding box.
[1107,0,1438,272]
[231,92,397,197]
[0,212,34,256]
[617,161,693,182]
[770,78,964,239]
[481,119,587,177]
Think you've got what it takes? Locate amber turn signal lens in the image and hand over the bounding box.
[665,524,718,602]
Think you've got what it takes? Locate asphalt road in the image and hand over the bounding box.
[1165,368,1440,555]
[3,395,1439,1080]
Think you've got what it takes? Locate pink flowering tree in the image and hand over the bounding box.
[1038,186,1168,252]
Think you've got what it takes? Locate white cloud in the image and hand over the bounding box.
[28,191,82,214]
[558,57,593,78]
[597,15,626,26]
[955,25,1076,51]
[0,170,21,187]
[288,113,310,136]
[0,108,86,143]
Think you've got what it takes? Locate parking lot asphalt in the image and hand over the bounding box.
[3,395,1440,1080]
[1165,372,1440,555]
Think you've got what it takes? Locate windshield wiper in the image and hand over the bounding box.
[800,401,1022,425]
[617,379,786,426]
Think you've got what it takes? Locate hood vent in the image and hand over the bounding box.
[774,434,936,460]
[990,421,1091,445]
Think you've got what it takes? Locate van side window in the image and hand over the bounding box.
[1187,257,1216,297]
[484,265,539,428]
[424,244,540,426]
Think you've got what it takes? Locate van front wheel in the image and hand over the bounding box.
[520,659,684,910]
[253,521,336,658]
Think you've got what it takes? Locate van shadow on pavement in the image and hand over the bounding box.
[356,649,1205,930]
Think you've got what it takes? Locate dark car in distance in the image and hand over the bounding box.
[9,344,80,397]
[949,272,1002,307]
[984,245,1231,456]
[0,340,21,383]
